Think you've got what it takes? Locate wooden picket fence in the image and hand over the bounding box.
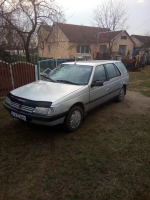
[0,61,36,97]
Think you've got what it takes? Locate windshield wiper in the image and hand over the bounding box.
[56,80,79,85]
[43,76,55,82]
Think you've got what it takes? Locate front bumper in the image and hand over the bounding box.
[3,102,67,126]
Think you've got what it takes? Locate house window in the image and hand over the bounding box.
[121,36,127,40]
[99,45,107,53]
[48,45,50,53]
[85,45,90,53]
[77,45,90,53]
[119,45,126,55]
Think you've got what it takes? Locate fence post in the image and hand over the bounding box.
[37,61,40,80]
[56,59,57,68]
[9,64,15,90]
[35,65,38,81]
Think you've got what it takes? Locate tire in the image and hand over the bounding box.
[117,86,125,102]
[64,105,83,132]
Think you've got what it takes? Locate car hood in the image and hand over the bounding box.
[10,80,84,102]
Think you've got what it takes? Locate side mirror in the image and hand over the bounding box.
[91,81,103,87]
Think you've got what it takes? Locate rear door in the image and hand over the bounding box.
[104,63,122,99]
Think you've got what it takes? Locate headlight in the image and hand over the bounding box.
[33,107,55,116]
[5,96,11,105]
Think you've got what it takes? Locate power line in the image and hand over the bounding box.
[131,17,150,34]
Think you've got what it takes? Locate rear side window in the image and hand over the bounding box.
[115,62,127,74]
[105,63,121,79]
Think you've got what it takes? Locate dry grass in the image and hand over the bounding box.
[128,66,150,97]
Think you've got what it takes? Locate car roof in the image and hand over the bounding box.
[62,60,121,66]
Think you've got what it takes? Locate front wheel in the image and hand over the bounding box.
[64,105,83,132]
[117,86,125,102]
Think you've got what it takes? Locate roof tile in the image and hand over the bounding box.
[56,23,109,43]
[131,35,150,44]
[98,30,123,43]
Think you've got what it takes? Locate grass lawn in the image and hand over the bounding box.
[0,67,150,200]
[128,66,150,97]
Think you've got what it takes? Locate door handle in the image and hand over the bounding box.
[106,88,109,91]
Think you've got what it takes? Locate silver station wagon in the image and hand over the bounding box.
[3,60,129,132]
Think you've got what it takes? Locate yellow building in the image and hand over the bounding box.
[38,23,134,60]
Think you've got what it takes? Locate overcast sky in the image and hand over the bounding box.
[57,0,150,36]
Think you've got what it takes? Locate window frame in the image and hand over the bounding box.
[121,35,127,40]
[99,45,107,53]
[77,45,90,54]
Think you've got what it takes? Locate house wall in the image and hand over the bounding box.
[66,43,98,59]
[39,24,98,59]
[38,24,70,59]
[38,26,50,57]
[130,36,150,56]
[130,36,143,48]
[113,32,133,56]
[39,40,73,59]
[99,32,133,57]
[38,24,133,59]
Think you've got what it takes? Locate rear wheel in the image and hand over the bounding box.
[117,86,125,102]
[64,105,83,132]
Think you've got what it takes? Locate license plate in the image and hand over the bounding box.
[11,111,26,121]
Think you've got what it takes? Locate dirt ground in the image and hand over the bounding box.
[104,90,150,115]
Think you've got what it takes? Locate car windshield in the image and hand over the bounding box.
[48,64,93,85]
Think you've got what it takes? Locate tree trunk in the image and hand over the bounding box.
[25,46,31,63]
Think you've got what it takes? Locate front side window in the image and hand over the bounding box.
[93,65,107,82]
[48,64,93,85]
[105,63,121,79]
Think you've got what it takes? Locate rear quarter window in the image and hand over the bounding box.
[115,62,127,75]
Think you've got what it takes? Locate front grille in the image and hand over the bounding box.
[21,105,34,112]
[11,101,19,109]
[10,101,34,113]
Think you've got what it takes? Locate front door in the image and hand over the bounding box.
[89,65,110,110]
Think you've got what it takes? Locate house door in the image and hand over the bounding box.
[119,45,126,55]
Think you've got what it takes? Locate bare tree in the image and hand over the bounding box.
[92,0,128,54]
[0,0,65,62]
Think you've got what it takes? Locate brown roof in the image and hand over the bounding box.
[131,35,150,44]
[98,30,123,43]
[55,23,109,43]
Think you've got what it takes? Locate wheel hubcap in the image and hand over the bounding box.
[70,110,82,129]
[119,88,124,100]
